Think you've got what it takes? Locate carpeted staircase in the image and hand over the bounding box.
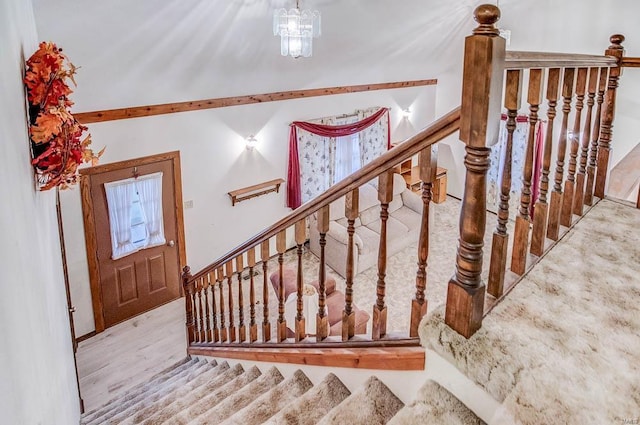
[81,357,483,425]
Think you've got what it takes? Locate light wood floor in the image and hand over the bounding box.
[76,298,187,412]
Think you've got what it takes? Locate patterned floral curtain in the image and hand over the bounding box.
[298,117,336,203]
[487,116,529,216]
[358,107,390,166]
[291,107,390,206]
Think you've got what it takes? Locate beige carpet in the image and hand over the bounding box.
[82,360,410,424]
[389,380,485,425]
[420,198,640,424]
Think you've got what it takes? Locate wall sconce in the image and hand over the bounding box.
[245,135,258,151]
[401,108,411,119]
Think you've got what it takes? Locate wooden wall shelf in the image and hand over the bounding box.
[228,178,285,206]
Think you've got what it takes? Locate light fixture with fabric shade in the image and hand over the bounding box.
[273,1,321,58]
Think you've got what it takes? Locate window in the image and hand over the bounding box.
[333,116,361,184]
[104,172,165,259]
[130,190,148,249]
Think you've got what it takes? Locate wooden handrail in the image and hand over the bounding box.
[621,57,640,68]
[189,106,461,282]
[505,51,618,69]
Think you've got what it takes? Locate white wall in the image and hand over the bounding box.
[0,0,80,423]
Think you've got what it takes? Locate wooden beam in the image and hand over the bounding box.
[74,79,437,124]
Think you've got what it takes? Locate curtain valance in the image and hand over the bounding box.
[287,107,390,208]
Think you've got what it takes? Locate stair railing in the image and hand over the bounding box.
[445,4,631,337]
[183,106,461,347]
[184,4,636,351]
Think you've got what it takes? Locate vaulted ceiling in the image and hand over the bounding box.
[32,0,640,121]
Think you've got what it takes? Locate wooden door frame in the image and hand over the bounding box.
[79,151,187,333]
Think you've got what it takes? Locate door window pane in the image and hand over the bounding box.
[104,172,165,259]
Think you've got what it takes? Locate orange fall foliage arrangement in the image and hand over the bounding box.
[24,41,104,190]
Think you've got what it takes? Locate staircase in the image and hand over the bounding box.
[81,357,483,425]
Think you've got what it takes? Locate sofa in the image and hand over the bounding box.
[309,172,430,278]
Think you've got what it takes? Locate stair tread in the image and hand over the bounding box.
[388,380,485,425]
[317,376,404,425]
[221,369,313,425]
[84,359,216,425]
[265,373,351,425]
[190,366,284,425]
[81,357,196,422]
[124,361,231,424]
[138,363,244,425]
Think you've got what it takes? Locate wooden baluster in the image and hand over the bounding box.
[316,206,330,340]
[217,267,227,342]
[585,68,609,206]
[276,230,287,342]
[573,67,599,216]
[342,188,359,341]
[260,240,271,342]
[225,261,236,342]
[637,186,640,209]
[294,220,306,342]
[530,68,560,256]
[182,266,196,344]
[247,247,258,343]
[372,170,394,340]
[547,67,575,241]
[209,271,219,342]
[410,146,437,337]
[203,275,211,342]
[511,69,542,275]
[197,277,205,342]
[445,5,505,338]
[236,255,246,343]
[595,35,625,199]
[560,67,588,227]
[488,69,522,298]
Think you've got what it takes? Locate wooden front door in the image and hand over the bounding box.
[80,152,186,332]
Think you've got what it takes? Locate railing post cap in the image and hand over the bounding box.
[473,4,500,34]
[182,265,191,276]
[610,34,625,47]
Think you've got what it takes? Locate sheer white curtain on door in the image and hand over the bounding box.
[135,172,166,247]
[104,179,137,259]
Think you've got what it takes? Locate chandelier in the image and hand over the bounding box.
[273,1,321,58]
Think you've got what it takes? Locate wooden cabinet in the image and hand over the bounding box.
[395,160,447,203]
[433,167,447,203]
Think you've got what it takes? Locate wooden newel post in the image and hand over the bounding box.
[445,4,505,339]
[595,34,625,199]
[182,266,196,344]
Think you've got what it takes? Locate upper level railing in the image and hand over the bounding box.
[183,106,461,347]
[182,4,637,355]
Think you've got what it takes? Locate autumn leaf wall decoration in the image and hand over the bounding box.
[24,42,104,191]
